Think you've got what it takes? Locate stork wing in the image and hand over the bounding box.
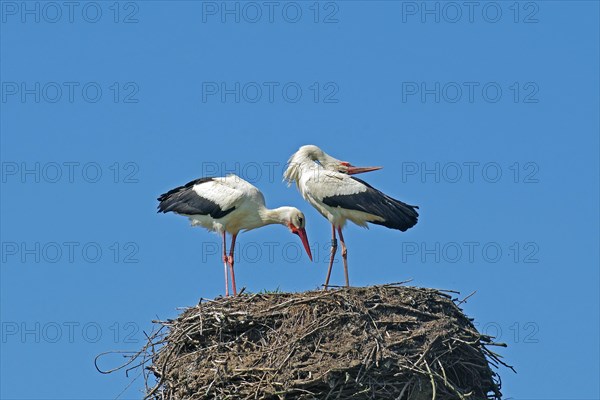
[306,172,419,231]
[303,170,371,199]
[157,176,251,218]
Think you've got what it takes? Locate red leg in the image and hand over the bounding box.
[337,227,349,287]
[222,232,229,297]
[323,225,337,290]
[228,233,238,296]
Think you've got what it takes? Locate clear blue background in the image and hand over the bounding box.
[1,1,598,399]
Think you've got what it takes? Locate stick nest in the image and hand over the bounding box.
[144,284,509,399]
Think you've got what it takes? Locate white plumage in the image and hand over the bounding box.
[284,145,419,288]
[185,176,271,232]
[293,165,386,228]
[158,174,312,296]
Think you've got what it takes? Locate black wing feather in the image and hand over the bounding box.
[157,177,235,218]
[322,177,419,231]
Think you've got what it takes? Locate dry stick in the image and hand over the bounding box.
[260,291,335,314]
[437,359,449,388]
[427,368,468,400]
[457,290,477,306]
[114,370,143,400]
[370,302,440,320]
[142,285,504,399]
[424,361,437,400]
[438,288,461,295]
[324,281,413,290]
[95,350,141,375]
[382,279,415,287]
[355,343,377,383]
[415,336,440,367]
[144,341,184,399]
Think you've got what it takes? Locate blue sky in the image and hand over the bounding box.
[1,1,598,399]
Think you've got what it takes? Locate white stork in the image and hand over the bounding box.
[157,174,313,296]
[284,145,419,289]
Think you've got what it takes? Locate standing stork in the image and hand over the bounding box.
[158,174,313,296]
[284,145,418,289]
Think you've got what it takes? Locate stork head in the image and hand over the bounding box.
[276,207,313,261]
[284,145,382,185]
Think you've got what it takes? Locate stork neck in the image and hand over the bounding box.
[259,207,288,226]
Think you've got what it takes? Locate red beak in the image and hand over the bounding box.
[346,165,383,175]
[293,227,313,261]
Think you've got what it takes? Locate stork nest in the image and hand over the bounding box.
[141,284,511,399]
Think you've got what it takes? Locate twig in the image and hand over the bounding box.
[457,290,477,306]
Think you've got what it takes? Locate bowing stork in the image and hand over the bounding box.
[284,145,419,289]
[158,174,313,296]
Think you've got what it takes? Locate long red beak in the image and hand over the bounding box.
[294,227,313,261]
[346,165,383,175]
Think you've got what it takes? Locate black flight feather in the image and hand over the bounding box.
[157,177,235,219]
[322,177,419,231]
